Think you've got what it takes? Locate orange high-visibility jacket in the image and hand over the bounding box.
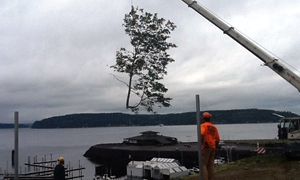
[201,122,220,149]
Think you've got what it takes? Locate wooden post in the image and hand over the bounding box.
[196,95,203,180]
[14,111,19,180]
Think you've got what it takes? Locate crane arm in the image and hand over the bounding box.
[182,0,300,92]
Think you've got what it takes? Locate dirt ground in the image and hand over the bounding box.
[186,154,300,180]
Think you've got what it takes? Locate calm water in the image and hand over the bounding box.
[0,123,278,179]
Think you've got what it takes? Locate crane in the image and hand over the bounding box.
[182,0,300,92]
[181,0,300,149]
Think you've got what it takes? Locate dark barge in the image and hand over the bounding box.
[83,131,264,177]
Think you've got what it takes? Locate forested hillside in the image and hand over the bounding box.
[31,109,298,129]
[0,123,31,129]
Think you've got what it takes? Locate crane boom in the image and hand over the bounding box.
[182,0,300,92]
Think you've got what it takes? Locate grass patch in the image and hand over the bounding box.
[185,154,300,180]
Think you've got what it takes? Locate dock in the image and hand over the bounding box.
[1,155,85,180]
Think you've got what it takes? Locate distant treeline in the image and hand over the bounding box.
[0,123,31,129]
[31,109,299,129]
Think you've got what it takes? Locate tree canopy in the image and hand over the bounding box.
[111,6,177,114]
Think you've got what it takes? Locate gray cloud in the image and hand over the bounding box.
[1,0,300,123]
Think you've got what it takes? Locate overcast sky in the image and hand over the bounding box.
[1,0,300,123]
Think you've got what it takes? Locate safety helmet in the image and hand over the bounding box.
[202,112,212,119]
[58,157,64,163]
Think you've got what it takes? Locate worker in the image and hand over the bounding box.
[54,157,66,180]
[201,112,220,180]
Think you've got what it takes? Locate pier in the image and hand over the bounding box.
[1,155,85,180]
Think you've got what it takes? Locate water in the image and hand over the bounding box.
[0,123,278,179]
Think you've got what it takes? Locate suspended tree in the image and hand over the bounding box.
[111,7,177,113]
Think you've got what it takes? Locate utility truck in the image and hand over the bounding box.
[274,114,300,140]
[181,1,300,143]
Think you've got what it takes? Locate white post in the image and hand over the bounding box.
[196,95,203,180]
[14,111,19,180]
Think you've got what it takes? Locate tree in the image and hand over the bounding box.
[111,6,177,114]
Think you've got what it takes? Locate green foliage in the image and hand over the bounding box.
[31,109,299,129]
[111,6,177,114]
